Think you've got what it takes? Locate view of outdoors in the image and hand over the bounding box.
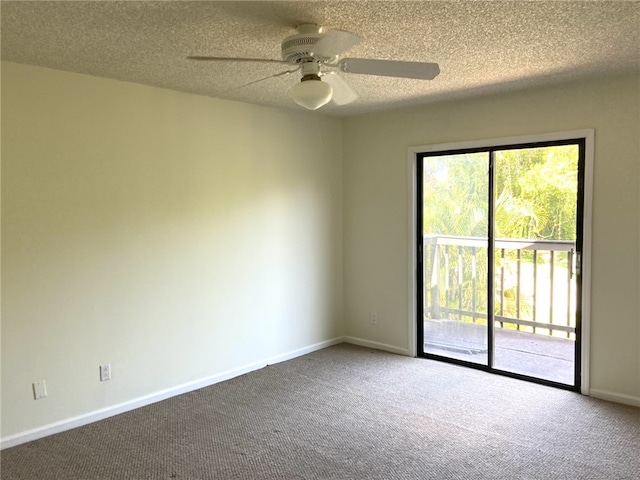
[422,144,579,384]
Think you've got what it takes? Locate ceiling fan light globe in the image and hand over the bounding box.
[290,79,333,110]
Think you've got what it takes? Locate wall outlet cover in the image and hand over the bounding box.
[33,380,47,400]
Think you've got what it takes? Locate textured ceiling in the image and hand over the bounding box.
[2,1,639,117]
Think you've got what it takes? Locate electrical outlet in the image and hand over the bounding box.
[100,364,112,382]
[33,380,48,400]
[370,312,378,325]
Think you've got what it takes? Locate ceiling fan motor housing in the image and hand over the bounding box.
[281,24,330,64]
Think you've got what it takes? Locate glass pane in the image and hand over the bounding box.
[422,152,489,365]
[492,145,578,385]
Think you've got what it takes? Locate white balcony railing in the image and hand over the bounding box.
[423,234,577,338]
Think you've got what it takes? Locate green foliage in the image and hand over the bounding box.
[423,145,578,323]
[423,152,489,237]
[423,145,578,241]
[495,146,578,241]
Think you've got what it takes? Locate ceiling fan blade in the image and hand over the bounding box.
[187,56,287,65]
[229,68,300,91]
[313,30,360,58]
[322,73,358,105]
[338,58,440,80]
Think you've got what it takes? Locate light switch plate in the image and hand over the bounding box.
[100,364,111,382]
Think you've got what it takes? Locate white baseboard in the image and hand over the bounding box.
[589,389,640,408]
[343,336,410,356]
[0,337,344,450]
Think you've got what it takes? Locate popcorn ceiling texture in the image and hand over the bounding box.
[2,1,639,116]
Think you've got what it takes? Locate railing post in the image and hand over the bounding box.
[516,249,521,330]
[567,249,573,339]
[549,250,555,336]
[430,242,441,319]
[499,248,505,328]
[471,246,477,323]
[445,245,450,313]
[458,249,463,321]
[533,250,538,334]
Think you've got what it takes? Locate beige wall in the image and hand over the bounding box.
[1,62,344,439]
[343,74,640,403]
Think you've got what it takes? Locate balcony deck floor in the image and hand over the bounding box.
[424,319,575,385]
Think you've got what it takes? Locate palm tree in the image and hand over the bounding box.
[422,145,578,323]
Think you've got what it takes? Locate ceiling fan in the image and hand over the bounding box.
[188,24,440,110]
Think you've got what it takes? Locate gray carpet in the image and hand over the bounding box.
[2,344,639,479]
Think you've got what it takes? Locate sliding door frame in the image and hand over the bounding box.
[407,130,594,395]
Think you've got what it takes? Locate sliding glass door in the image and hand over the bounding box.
[417,140,584,389]
[421,151,490,365]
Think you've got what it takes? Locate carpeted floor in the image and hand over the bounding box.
[2,344,639,479]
